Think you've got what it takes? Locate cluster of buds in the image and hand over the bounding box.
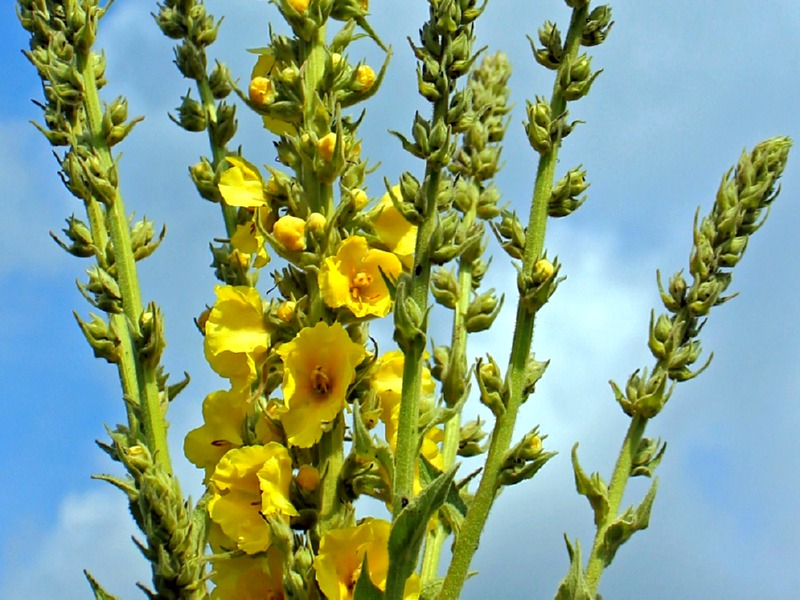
[550,165,590,217]
[613,136,792,419]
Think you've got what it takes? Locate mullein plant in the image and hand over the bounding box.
[17,0,791,599]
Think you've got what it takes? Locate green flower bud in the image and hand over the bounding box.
[559,53,602,101]
[189,157,221,203]
[476,355,506,417]
[208,61,233,99]
[431,345,450,382]
[212,101,237,147]
[531,22,563,69]
[582,6,614,47]
[173,91,206,132]
[611,368,673,419]
[525,97,553,154]
[458,417,487,457]
[431,267,459,309]
[465,289,503,333]
[51,214,95,258]
[74,312,120,363]
[498,428,554,487]
[138,303,165,367]
[631,437,667,478]
[174,41,206,80]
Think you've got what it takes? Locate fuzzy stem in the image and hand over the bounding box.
[584,415,648,593]
[78,47,172,472]
[438,7,589,598]
[393,150,447,515]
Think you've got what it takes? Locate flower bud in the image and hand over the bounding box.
[273,215,307,252]
[306,212,327,235]
[525,97,553,154]
[353,64,376,92]
[249,76,275,106]
[296,465,320,492]
[208,61,233,99]
[276,300,296,323]
[317,132,337,162]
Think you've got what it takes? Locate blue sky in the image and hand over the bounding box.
[1,1,799,598]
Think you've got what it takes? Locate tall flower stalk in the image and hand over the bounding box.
[16,0,791,598]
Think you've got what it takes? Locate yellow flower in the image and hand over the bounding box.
[251,52,298,136]
[315,519,420,600]
[371,186,417,268]
[272,215,307,252]
[218,156,268,208]
[277,321,366,447]
[208,443,298,555]
[317,132,337,162]
[204,285,270,389]
[351,188,369,210]
[319,236,402,318]
[354,64,376,91]
[184,387,249,478]
[210,549,284,600]
[248,76,275,106]
[275,300,296,323]
[231,221,270,269]
[286,0,310,12]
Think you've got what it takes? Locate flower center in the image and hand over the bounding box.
[351,271,373,299]
[311,365,331,396]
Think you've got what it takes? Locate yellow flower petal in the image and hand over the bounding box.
[218,157,267,208]
[371,186,417,268]
[315,519,419,600]
[204,285,270,388]
[184,387,250,477]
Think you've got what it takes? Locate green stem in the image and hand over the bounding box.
[438,7,589,598]
[584,415,648,593]
[196,73,239,238]
[79,48,172,472]
[317,412,346,534]
[420,205,477,582]
[392,156,446,516]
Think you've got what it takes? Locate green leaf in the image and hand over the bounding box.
[84,571,121,600]
[354,553,385,600]
[571,444,609,526]
[554,536,592,600]
[385,465,457,600]
[599,478,659,567]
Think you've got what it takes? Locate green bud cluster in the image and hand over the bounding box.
[613,137,792,419]
[550,165,589,217]
[498,428,555,487]
[95,434,207,600]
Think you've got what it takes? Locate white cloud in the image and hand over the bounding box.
[0,489,148,600]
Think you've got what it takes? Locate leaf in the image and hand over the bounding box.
[553,536,592,600]
[598,478,659,567]
[354,553,385,600]
[84,571,121,600]
[571,444,609,526]
[385,465,457,599]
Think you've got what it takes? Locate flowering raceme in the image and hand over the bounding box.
[208,443,297,554]
[315,519,420,600]
[319,236,402,318]
[277,321,366,447]
[204,285,270,390]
